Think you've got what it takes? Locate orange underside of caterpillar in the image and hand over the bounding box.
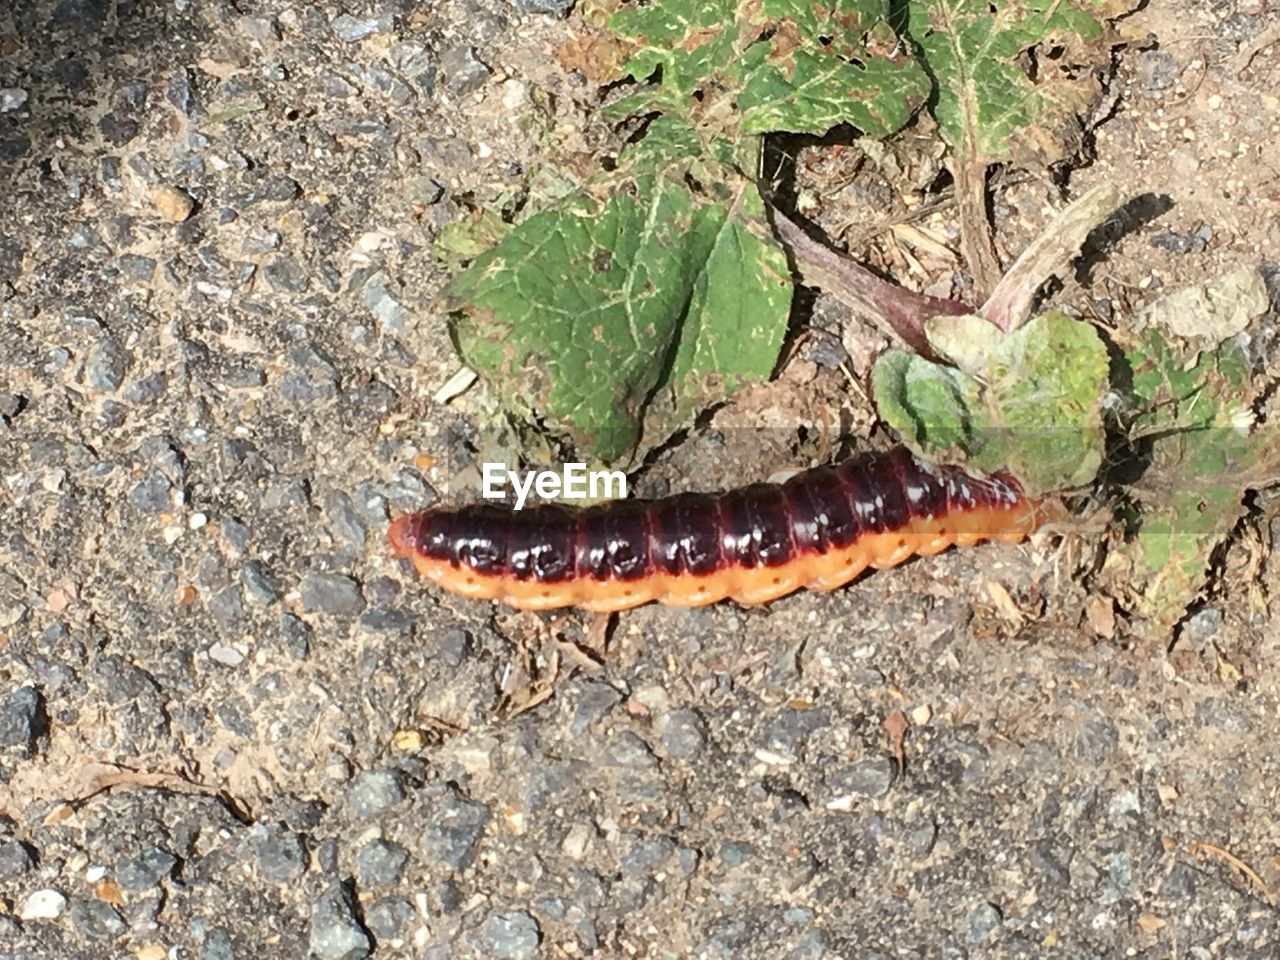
[388,447,1048,612]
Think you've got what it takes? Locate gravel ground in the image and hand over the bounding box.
[2,1,1279,959]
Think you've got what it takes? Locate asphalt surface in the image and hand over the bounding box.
[1,1,1279,958]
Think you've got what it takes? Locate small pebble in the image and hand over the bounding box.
[242,226,281,254]
[153,184,195,222]
[235,15,278,41]
[967,902,1003,942]
[561,823,593,859]
[252,175,302,203]
[1151,224,1213,254]
[479,910,541,959]
[421,790,490,871]
[85,338,130,392]
[719,841,756,867]
[571,682,622,735]
[116,846,178,893]
[202,928,236,960]
[364,897,416,940]
[621,836,675,876]
[603,731,658,769]
[240,562,282,604]
[440,46,490,95]
[660,709,707,759]
[362,272,410,333]
[347,770,406,818]
[253,824,307,884]
[761,708,829,753]
[0,88,29,113]
[0,839,36,880]
[20,889,67,920]
[356,840,409,885]
[263,256,309,293]
[208,643,245,667]
[208,586,245,633]
[68,223,103,251]
[0,685,47,750]
[1182,606,1222,646]
[299,574,366,616]
[331,14,393,43]
[1107,789,1141,827]
[358,608,413,634]
[309,884,372,960]
[434,627,471,668]
[1108,851,1133,891]
[826,758,894,799]
[123,370,166,401]
[70,898,126,940]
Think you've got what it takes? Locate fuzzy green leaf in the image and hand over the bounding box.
[872,311,1109,494]
[872,350,979,452]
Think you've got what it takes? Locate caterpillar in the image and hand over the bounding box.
[388,446,1046,613]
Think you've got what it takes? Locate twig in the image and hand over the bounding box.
[41,761,253,824]
[883,710,909,780]
[833,190,956,247]
[1189,842,1277,906]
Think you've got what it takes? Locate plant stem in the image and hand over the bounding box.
[770,208,970,361]
[952,158,1004,301]
[981,182,1124,332]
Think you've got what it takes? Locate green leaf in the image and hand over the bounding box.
[1125,330,1253,437]
[904,1,1116,292]
[737,44,928,137]
[609,0,742,96]
[1106,318,1276,635]
[616,115,705,169]
[1125,485,1250,636]
[432,210,512,270]
[872,311,1109,494]
[603,0,929,143]
[444,0,933,463]
[448,169,792,465]
[644,182,794,438]
[736,2,930,136]
[908,0,1108,164]
[872,350,979,452]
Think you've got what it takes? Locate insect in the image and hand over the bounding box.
[388,446,1047,613]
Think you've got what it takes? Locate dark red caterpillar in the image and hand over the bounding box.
[388,446,1047,612]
